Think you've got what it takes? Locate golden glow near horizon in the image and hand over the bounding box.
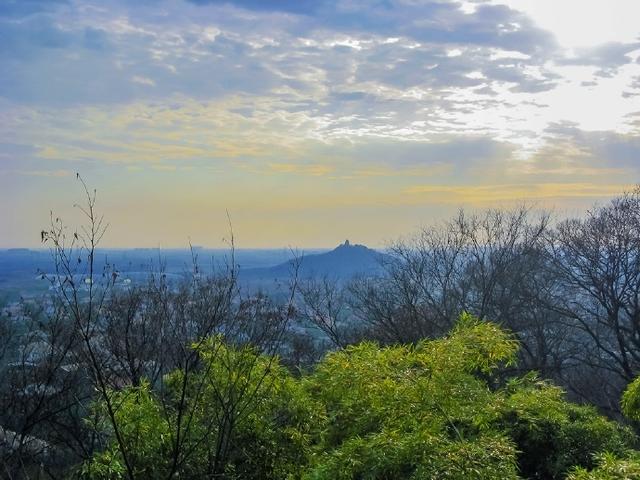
[1,0,639,248]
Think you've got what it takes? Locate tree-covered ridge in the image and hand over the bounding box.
[81,314,640,479]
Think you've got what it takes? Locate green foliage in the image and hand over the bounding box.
[302,313,520,479]
[303,313,636,479]
[304,430,518,480]
[81,314,640,480]
[567,375,640,479]
[176,337,323,479]
[568,452,640,479]
[81,338,320,479]
[496,375,635,479]
[81,382,171,479]
[622,375,640,422]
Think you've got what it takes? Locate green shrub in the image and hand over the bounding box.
[81,314,640,480]
[496,375,635,479]
[568,452,640,480]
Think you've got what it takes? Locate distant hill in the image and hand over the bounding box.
[239,240,387,281]
[0,245,387,299]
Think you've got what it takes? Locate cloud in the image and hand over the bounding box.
[403,182,630,204]
[326,136,515,170]
[131,75,156,86]
[539,122,640,169]
[267,162,334,176]
[560,41,640,77]
[185,0,322,15]
[1,0,639,247]
[0,0,561,105]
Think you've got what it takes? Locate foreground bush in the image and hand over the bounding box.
[568,452,640,479]
[81,314,639,479]
[81,338,320,479]
[497,377,634,479]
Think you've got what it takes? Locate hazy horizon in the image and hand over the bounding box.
[0,245,340,252]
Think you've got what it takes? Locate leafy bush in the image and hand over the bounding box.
[82,314,640,480]
[568,452,640,480]
[81,338,321,479]
[80,382,171,479]
[496,375,635,478]
[622,375,640,422]
[303,313,520,478]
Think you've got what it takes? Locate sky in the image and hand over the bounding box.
[1,0,639,248]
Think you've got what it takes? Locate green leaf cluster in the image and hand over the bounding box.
[304,313,636,479]
[497,375,634,478]
[568,452,640,480]
[81,314,640,479]
[81,338,321,479]
[80,382,171,479]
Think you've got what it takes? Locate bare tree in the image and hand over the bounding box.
[549,186,640,411]
[35,176,303,479]
[0,299,93,479]
[348,206,561,361]
[297,276,358,349]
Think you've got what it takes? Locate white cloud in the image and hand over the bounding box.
[131,75,156,86]
[1,0,639,207]
[491,0,640,49]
